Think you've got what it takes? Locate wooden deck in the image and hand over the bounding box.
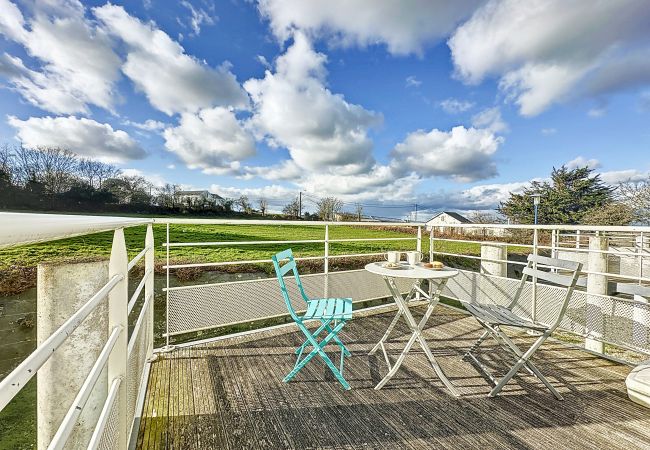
[135,306,650,449]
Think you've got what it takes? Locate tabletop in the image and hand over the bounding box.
[365,262,459,280]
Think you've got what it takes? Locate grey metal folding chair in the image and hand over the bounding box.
[462,254,582,399]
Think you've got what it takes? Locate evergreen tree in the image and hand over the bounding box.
[498,166,614,224]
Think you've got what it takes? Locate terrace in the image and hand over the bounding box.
[1,213,649,449]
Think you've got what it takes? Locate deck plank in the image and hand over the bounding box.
[136,306,650,450]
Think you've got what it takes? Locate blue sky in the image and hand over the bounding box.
[1,0,650,219]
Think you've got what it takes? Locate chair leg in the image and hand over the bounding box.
[295,319,351,356]
[491,330,563,400]
[284,320,351,390]
[488,331,561,399]
[462,330,490,361]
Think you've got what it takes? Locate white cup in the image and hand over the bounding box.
[385,251,401,264]
[406,251,422,266]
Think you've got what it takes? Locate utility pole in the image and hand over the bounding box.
[414,203,418,222]
[298,191,302,219]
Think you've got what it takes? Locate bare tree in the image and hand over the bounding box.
[355,203,363,221]
[259,198,268,216]
[78,159,120,189]
[618,179,650,224]
[237,195,252,214]
[317,197,343,221]
[282,197,300,218]
[11,146,78,194]
[469,211,503,224]
[156,183,179,208]
[0,144,14,182]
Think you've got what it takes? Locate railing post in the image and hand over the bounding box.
[108,228,128,450]
[480,243,508,277]
[324,224,329,298]
[145,224,154,358]
[416,226,422,253]
[429,227,434,263]
[532,228,539,322]
[36,260,109,449]
[586,234,608,354]
[165,223,171,350]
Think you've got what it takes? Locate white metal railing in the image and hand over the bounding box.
[2,213,650,449]
[0,214,155,450]
[160,219,423,347]
[429,222,650,357]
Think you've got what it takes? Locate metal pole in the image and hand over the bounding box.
[298,191,302,219]
[534,203,538,225]
[324,224,329,298]
[532,228,539,322]
[145,224,154,358]
[165,223,170,349]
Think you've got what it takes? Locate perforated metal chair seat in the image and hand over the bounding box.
[303,298,353,321]
[465,303,548,331]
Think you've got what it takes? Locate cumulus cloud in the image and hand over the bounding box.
[163,106,255,172]
[258,0,480,55]
[471,106,508,133]
[449,0,650,116]
[244,32,381,174]
[94,4,248,115]
[121,168,167,187]
[566,156,601,170]
[439,98,474,114]
[391,125,503,182]
[8,115,146,163]
[599,169,650,184]
[0,0,122,114]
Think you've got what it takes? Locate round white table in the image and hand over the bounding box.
[365,262,460,396]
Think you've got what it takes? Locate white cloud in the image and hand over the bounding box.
[439,98,474,114]
[471,106,508,133]
[124,119,167,132]
[599,169,650,184]
[449,0,650,116]
[256,55,271,69]
[0,0,122,114]
[391,125,503,182]
[244,32,381,175]
[566,156,601,170]
[405,75,421,88]
[180,0,215,36]
[258,0,480,55]
[121,168,167,187]
[541,128,557,136]
[94,4,248,115]
[163,106,255,172]
[8,115,146,163]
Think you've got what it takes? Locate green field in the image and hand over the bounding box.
[0,223,495,282]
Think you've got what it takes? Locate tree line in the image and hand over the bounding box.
[0,144,243,215]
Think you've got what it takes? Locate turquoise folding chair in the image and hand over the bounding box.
[272,249,353,390]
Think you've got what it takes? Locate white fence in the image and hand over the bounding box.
[0,215,154,450]
[1,214,650,449]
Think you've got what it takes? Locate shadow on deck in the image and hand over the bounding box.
[136,306,649,449]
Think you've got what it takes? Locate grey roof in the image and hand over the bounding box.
[426,211,472,224]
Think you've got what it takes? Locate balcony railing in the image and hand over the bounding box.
[0,213,648,449]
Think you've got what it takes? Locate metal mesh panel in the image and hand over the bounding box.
[442,269,650,354]
[97,395,119,450]
[126,298,151,439]
[168,269,412,335]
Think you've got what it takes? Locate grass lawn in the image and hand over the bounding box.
[0,222,505,274]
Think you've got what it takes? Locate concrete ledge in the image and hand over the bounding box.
[626,361,650,408]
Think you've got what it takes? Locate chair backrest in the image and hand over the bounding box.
[271,249,310,321]
[510,254,583,329]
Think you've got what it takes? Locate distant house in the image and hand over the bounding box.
[425,211,472,232]
[175,190,223,206]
